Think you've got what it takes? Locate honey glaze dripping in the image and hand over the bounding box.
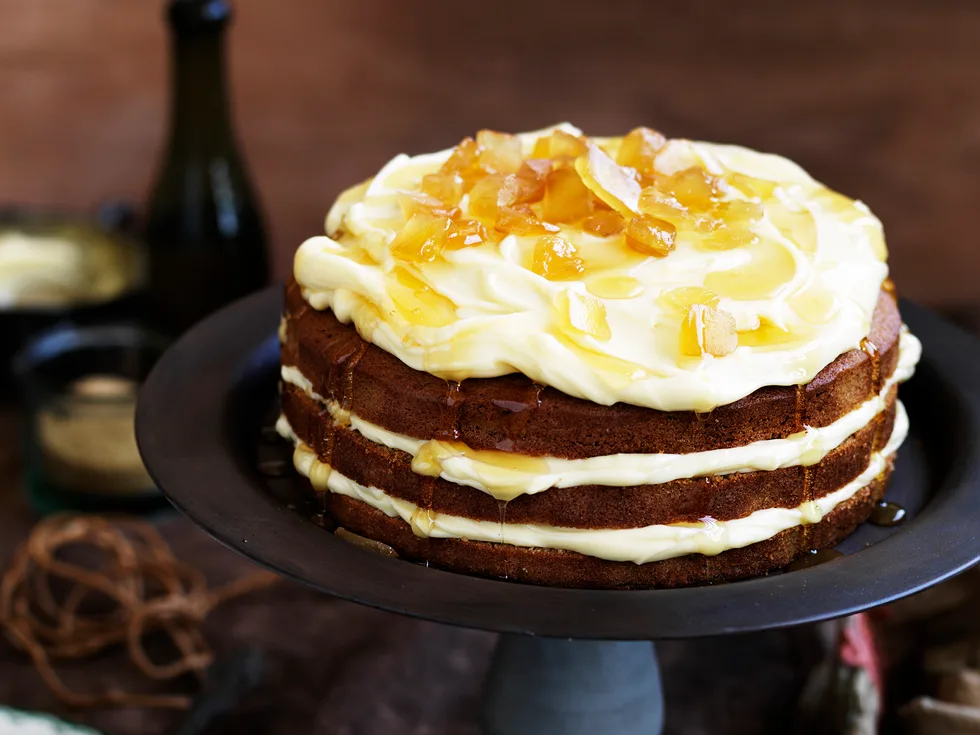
[335,527,399,558]
[869,500,906,527]
[439,380,463,441]
[786,549,844,572]
[338,342,368,411]
[497,499,508,543]
[860,337,881,392]
[860,335,884,450]
[793,384,805,432]
[411,440,549,501]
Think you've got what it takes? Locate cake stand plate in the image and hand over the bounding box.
[137,287,980,735]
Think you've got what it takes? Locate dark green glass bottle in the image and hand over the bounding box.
[143,0,269,337]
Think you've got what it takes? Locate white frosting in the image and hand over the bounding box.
[277,402,908,563]
[294,123,890,412]
[280,328,919,501]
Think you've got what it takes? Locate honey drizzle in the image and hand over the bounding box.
[420,477,436,514]
[497,499,508,541]
[794,384,814,537]
[317,412,338,513]
[861,336,883,450]
[344,343,369,411]
[444,380,463,441]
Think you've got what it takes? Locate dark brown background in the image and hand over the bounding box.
[1,0,978,309]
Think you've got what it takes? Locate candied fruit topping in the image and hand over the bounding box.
[389,213,453,263]
[555,289,611,342]
[495,209,561,236]
[532,235,585,280]
[533,129,589,160]
[624,214,676,257]
[468,173,520,220]
[542,168,593,223]
[383,126,847,275]
[575,144,642,216]
[659,167,727,211]
[514,159,551,204]
[637,186,687,223]
[476,130,523,174]
[616,127,666,175]
[439,137,482,187]
[399,192,460,220]
[421,172,464,207]
[445,219,490,250]
[680,304,737,357]
[582,210,625,237]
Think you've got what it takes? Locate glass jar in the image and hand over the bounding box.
[13,324,170,515]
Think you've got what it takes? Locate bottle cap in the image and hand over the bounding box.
[167,0,232,33]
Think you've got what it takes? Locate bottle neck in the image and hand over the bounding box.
[167,28,235,157]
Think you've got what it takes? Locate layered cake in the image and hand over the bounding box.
[278,123,920,589]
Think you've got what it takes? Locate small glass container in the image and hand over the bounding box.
[13,324,170,515]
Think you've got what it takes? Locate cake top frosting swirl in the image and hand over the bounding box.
[294,123,889,412]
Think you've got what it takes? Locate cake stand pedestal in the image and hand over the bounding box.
[137,288,980,735]
[482,637,662,735]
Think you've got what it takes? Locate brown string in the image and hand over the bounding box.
[0,514,279,709]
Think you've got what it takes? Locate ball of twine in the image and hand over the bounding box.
[0,514,278,709]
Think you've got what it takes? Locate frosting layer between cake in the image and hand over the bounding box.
[277,402,907,564]
[280,328,918,501]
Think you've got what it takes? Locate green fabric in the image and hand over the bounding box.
[0,707,103,735]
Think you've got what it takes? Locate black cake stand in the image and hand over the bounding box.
[137,287,980,735]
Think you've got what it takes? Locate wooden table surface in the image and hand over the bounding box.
[0,408,816,735]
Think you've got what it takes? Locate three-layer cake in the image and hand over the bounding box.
[278,124,920,589]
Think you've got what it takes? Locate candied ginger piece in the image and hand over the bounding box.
[542,168,593,223]
[660,167,726,211]
[399,192,460,220]
[680,304,737,357]
[476,130,523,174]
[533,130,589,160]
[574,144,642,216]
[421,172,464,207]
[514,159,551,204]
[440,137,483,187]
[532,235,585,280]
[638,186,687,224]
[624,214,676,257]
[582,210,625,237]
[616,127,667,174]
[495,209,560,236]
[445,219,490,250]
[389,213,452,263]
[468,173,520,220]
[555,289,611,342]
[551,130,589,158]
